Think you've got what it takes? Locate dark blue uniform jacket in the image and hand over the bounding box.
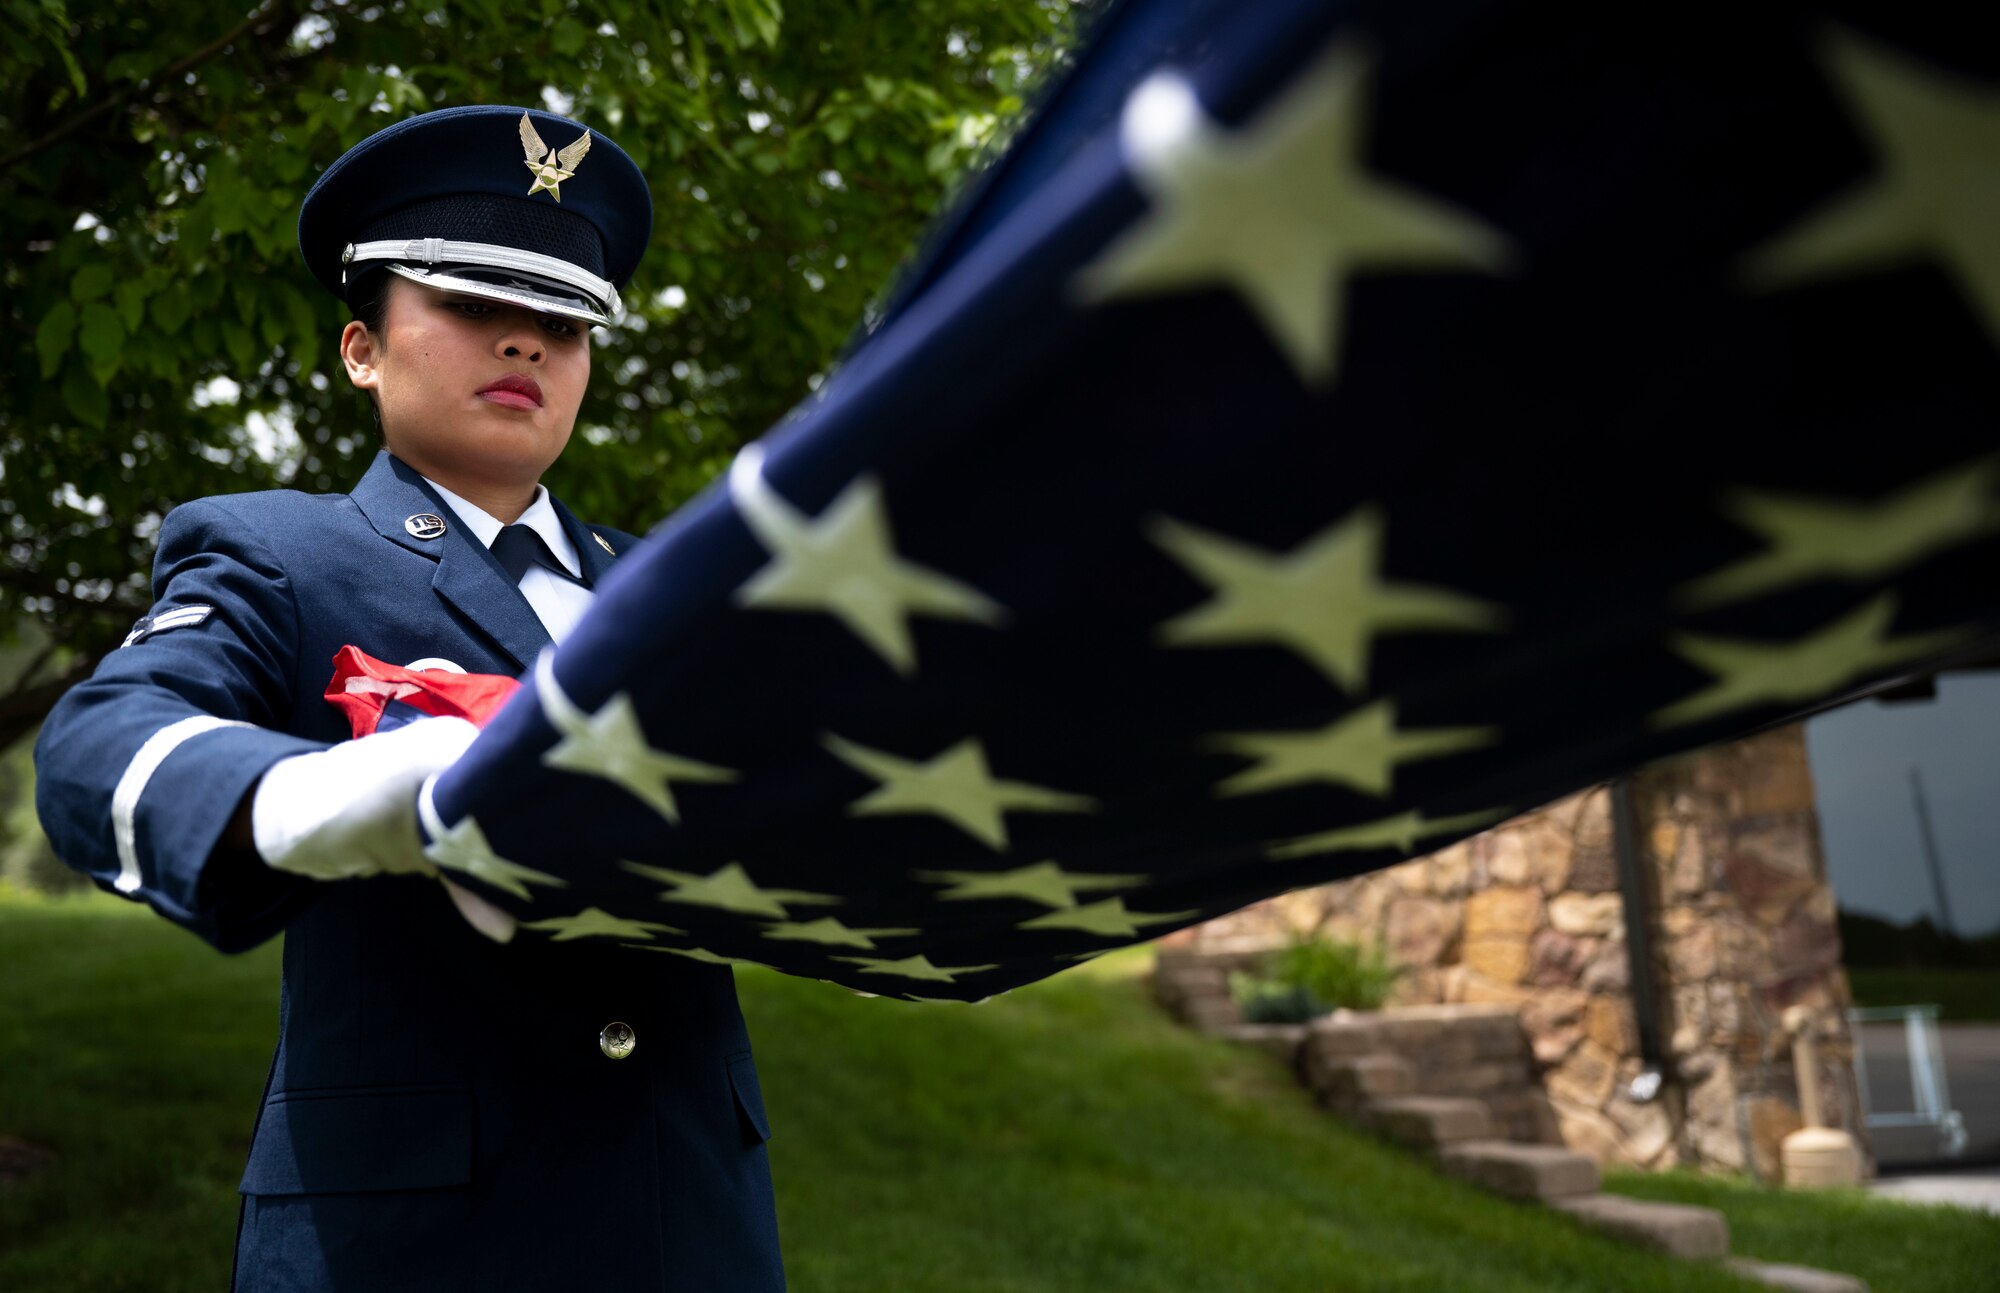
[36,451,785,1292]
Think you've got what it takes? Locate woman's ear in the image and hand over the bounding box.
[341,320,381,392]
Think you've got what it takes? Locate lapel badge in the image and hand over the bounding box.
[405,513,448,540]
[520,113,592,203]
[592,532,616,556]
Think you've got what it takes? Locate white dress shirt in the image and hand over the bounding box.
[424,479,596,645]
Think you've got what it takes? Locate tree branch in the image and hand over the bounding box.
[0,0,292,174]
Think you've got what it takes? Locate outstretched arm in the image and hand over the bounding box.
[34,498,323,951]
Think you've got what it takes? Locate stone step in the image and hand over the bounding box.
[1725,1258,1870,1293]
[1215,1023,1309,1068]
[1437,1139,1601,1202]
[1551,1193,1730,1260]
[1306,1014,1385,1062]
[1313,1054,1416,1104]
[1361,1096,1493,1151]
[1178,998,1242,1031]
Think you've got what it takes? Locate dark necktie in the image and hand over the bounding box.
[490,524,589,589]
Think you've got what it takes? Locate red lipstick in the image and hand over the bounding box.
[477,374,543,410]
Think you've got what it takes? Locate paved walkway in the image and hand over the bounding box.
[1867,1167,2000,1216]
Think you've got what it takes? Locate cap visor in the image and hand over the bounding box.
[383,263,611,326]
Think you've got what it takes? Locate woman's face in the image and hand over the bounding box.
[341,277,592,488]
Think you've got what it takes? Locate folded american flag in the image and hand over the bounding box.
[421,0,2000,999]
[327,646,522,736]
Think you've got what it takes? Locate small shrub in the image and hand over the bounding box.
[1229,973,1321,1023]
[1231,933,1396,1021]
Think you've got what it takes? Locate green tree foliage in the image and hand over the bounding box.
[0,0,1080,749]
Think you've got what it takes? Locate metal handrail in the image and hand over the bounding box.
[1848,1005,1968,1157]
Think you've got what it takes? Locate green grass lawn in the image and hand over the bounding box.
[1609,1170,2000,1293]
[3,890,1994,1291]
[1845,967,2000,1022]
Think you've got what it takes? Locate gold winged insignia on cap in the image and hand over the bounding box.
[520,113,592,203]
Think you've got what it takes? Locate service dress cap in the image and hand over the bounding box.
[298,105,652,326]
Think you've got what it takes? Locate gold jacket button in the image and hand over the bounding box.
[598,1021,636,1060]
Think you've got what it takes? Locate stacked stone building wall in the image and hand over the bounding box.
[1162,723,1865,1177]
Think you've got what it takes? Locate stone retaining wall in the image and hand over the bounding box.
[1155,724,1867,1178]
[1309,1004,1559,1143]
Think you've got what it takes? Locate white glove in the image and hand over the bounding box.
[252,718,481,881]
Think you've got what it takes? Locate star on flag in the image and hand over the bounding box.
[824,734,1096,850]
[1268,806,1508,859]
[631,944,763,968]
[915,861,1145,909]
[1743,30,2000,349]
[1678,458,2000,609]
[830,954,1000,983]
[420,782,567,901]
[520,907,684,942]
[1018,897,1198,939]
[1209,699,1495,799]
[760,917,919,949]
[729,445,1004,675]
[1075,42,1511,386]
[621,861,841,919]
[1652,594,1973,729]
[1151,507,1503,693]
[535,653,735,823]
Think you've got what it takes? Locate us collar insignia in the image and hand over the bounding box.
[520,113,592,202]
